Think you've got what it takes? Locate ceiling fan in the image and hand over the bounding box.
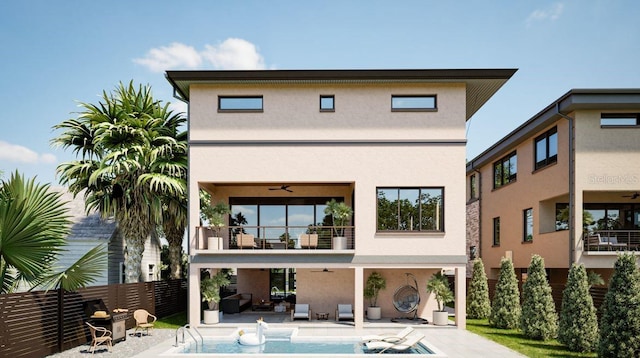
[311,268,334,273]
[269,185,293,193]
[622,192,640,199]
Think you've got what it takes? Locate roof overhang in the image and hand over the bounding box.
[467,88,640,172]
[165,69,517,121]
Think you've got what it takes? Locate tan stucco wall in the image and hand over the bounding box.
[476,120,570,278]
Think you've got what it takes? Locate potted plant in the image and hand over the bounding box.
[364,271,386,320]
[324,199,353,250]
[426,271,454,325]
[201,270,231,324]
[200,190,231,250]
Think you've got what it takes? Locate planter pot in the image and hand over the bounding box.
[332,236,347,250]
[203,309,220,324]
[367,306,382,320]
[432,310,449,326]
[208,237,223,251]
[198,227,210,249]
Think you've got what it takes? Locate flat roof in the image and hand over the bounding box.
[467,88,640,172]
[165,68,517,120]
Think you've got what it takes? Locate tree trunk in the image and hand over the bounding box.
[164,224,185,279]
[119,207,151,283]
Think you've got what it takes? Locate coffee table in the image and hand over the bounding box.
[316,312,329,320]
[252,301,274,311]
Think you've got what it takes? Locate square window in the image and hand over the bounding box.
[320,95,335,111]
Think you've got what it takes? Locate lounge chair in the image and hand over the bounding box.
[361,326,414,343]
[237,234,256,249]
[363,332,425,354]
[335,304,354,321]
[133,309,157,336]
[299,234,318,249]
[86,322,113,354]
[291,303,311,320]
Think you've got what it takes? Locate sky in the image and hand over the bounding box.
[1,1,639,185]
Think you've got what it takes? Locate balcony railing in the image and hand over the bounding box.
[583,230,640,252]
[196,225,355,251]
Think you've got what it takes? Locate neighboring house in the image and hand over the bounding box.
[166,69,516,329]
[466,89,640,285]
[54,188,162,285]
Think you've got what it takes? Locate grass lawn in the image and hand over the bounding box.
[155,311,188,329]
[467,319,596,358]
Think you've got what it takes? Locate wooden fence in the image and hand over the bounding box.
[0,279,186,357]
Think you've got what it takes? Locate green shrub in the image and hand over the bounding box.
[489,257,521,329]
[520,255,558,340]
[467,259,491,319]
[558,263,598,352]
[598,253,640,357]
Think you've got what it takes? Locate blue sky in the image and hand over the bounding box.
[1,1,639,185]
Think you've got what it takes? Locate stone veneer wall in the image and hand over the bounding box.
[466,199,480,277]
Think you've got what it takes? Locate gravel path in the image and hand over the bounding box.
[46,329,176,358]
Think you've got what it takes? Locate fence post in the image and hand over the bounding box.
[57,288,64,353]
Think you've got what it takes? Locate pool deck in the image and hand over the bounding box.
[47,312,525,357]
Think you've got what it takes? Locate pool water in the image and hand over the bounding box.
[180,337,434,355]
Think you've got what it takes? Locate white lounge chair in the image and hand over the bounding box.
[364,332,425,354]
[291,303,311,320]
[335,304,354,321]
[361,326,414,343]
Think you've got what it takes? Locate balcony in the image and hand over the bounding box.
[583,230,640,252]
[195,225,355,252]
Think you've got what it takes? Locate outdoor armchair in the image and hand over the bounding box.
[86,322,113,354]
[133,309,157,336]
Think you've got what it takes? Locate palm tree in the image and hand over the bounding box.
[0,171,106,293]
[52,81,187,283]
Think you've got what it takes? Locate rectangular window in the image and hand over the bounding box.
[601,113,640,127]
[391,95,436,111]
[218,96,263,111]
[376,187,444,232]
[469,174,477,199]
[523,208,533,242]
[555,203,569,231]
[493,151,517,189]
[534,127,558,170]
[493,217,500,246]
[148,264,155,281]
[320,95,335,111]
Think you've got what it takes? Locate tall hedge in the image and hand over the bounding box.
[489,257,521,329]
[520,255,558,340]
[467,259,491,319]
[558,263,598,352]
[598,253,640,357]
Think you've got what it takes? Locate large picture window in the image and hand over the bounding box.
[493,151,517,189]
[376,187,444,232]
[534,127,558,170]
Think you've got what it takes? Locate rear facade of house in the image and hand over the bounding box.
[166,69,515,329]
[467,89,640,284]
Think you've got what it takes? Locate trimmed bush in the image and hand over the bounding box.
[558,263,598,352]
[520,255,558,340]
[467,259,491,319]
[489,257,521,329]
[598,253,640,357]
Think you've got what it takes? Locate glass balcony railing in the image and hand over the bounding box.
[195,225,355,251]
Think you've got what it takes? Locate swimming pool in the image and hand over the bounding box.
[162,328,445,357]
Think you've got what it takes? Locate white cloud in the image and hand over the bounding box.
[526,3,564,26]
[133,42,202,72]
[202,38,266,70]
[134,38,266,72]
[0,141,57,164]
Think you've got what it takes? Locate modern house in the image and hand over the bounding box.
[466,89,640,284]
[165,69,516,329]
